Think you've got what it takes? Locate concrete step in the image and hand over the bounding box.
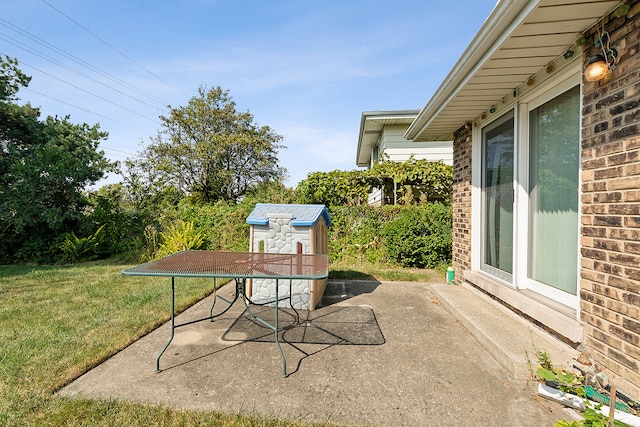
[430,282,580,381]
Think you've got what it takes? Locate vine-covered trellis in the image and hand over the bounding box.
[367,158,453,205]
[296,158,453,208]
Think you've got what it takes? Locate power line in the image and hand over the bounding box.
[0,17,170,108]
[21,86,156,135]
[0,31,165,112]
[102,146,138,157]
[16,59,161,124]
[40,0,189,99]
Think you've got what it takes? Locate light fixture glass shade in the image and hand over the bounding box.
[584,55,608,82]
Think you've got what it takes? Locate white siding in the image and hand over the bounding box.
[381,142,453,165]
[379,126,453,165]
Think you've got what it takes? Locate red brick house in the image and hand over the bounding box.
[405,0,640,399]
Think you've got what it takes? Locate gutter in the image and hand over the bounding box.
[404,0,540,140]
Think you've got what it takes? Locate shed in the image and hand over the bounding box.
[246,204,331,310]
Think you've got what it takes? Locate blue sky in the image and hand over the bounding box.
[2,0,497,188]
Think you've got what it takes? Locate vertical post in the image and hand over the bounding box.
[394,181,397,205]
[156,277,176,373]
[608,383,617,427]
[274,278,287,377]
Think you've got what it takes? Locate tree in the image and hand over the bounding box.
[135,85,286,203]
[0,56,117,262]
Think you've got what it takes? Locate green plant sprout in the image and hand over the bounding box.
[59,224,106,262]
[533,349,629,427]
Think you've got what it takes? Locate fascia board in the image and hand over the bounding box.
[405,0,540,140]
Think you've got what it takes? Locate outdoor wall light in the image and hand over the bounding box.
[584,55,609,81]
[584,50,616,82]
[584,27,617,82]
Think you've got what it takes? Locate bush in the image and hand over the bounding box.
[167,199,252,253]
[84,185,151,259]
[382,203,452,269]
[156,221,205,258]
[58,225,106,263]
[297,170,369,209]
[328,205,402,264]
[94,178,453,271]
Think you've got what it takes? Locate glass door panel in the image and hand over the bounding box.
[482,112,514,279]
[528,86,580,295]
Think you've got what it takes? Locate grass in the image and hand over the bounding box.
[0,259,442,426]
[329,260,446,282]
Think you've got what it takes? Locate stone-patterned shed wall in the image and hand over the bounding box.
[247,204,330,311]
[250,215,314,309]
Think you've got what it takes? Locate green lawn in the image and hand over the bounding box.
[0,260,438,426]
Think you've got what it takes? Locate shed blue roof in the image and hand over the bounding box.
[246,204,331,227]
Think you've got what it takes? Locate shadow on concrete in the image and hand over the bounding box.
[58,280,570,426]
[221,304,385,376]
[320,278,381,306]
[222,305,385,346]
[328,270,378,280]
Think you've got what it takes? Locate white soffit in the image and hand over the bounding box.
[406,0,621,142]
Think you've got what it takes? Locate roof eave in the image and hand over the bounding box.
[356,110,420,167]
[405,0,539,141]
[355,112,371,167]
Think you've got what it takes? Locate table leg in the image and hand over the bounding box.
[156,277,176,373]
[209,278,239,319]
[274,278,287,378]
[156,277,243,373]
[240,278,289,377]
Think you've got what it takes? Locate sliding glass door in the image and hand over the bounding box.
[477,74,580,308]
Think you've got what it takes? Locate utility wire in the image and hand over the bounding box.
[40,0,189,99]
[17,59,160,124]
[102,146,139,156]
[0,32,165,112]
[22,86,156,135]
[0,17,169,107]
[22,88,147,162]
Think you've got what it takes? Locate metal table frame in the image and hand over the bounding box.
[122,250,329,377]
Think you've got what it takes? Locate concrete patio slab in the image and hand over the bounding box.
[59,280,572,426]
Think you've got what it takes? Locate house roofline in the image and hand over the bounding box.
[405,0,623,141]
[405,0,539,140]
[356,109,420,167]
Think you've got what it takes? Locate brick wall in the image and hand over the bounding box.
[580,0,640,400]
[451,123,473,285]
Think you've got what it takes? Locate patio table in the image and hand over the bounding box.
[122,250,329,377]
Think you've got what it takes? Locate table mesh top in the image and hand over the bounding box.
[122,251,329,279]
